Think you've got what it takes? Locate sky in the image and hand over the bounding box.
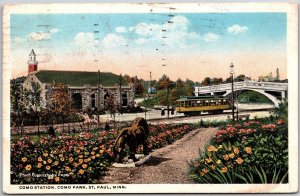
[10,12,287,81]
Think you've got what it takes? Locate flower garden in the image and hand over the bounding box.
[11,123,196,184]
[189,118,288,183]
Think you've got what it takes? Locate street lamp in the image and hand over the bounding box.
[97,70,100,128]
[119,74,123,113]
[230,63,235,122]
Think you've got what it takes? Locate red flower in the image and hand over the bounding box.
[277,119,285,125]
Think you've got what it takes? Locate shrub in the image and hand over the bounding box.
[11,123,196,184]
[189,118,288,184]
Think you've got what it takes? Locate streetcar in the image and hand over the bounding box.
[176,96,232,116]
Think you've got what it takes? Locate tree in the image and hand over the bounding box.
[171,78,185,102]
[10,80,28,137]
[234,74,246,82]
[104,94,118,127]
[201,77,211,86]
[211,77,223,85]
[224,75,252,83]
[123,74,134,83]
[135,81,144,96]
[157,90,168,105]
[156,74,171,90]
[184,79,194,96]
[26,82,43,135]
[50,83,73,132]
[224,76,232,83]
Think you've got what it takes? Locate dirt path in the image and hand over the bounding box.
[100,127,218,184]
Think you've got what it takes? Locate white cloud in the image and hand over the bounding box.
[202,33,220,42]
[134,38,148,45]
[50,28,59,33]
[227,24,248,34]
[73,32,96,48]
[129,15,199,47]
[13,37,24,44]
[115,26,127,33]
[28,28,59,41]
[128,27,135,32]
[102,33,128,48]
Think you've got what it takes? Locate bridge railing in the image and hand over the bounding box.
[195,81,288,94]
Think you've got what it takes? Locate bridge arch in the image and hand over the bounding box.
[223,89,280,107]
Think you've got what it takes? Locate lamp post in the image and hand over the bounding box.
[230,63,235,122]
[97,70,100,128]
[119,74,122,113]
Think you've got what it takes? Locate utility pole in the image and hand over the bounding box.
[97,70,100,128]
[236,92,239,121]
[119,74,122,113]
[230,63,235,122]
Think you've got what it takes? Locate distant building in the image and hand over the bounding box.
[258,68,280,82]
[22,49,134,111]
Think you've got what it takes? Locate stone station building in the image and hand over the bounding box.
[22,49,134,111]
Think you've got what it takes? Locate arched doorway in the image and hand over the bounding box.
[122,93,128,106]
[91,94,96,108]
[104,91,114,108]
[72,93,82,109]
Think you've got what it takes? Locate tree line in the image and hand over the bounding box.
[10,80,118,136]
[123,73,252,106]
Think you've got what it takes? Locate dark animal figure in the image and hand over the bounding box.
[48,126,55,137]
[114,117,149,163]
[105,122,110,132]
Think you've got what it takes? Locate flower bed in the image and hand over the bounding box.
[11,123,195,184]
[189,118,288,184]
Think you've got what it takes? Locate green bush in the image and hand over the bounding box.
[189,118,288,184]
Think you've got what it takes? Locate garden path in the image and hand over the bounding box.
[100,127,218,184]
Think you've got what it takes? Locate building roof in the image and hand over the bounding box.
[34,70,128,87]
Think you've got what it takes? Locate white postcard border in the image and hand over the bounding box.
[2,2,298,194]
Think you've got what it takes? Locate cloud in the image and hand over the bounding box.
[28,28,59,41]
[202,33,220,42]
[128,27,135,32]
[50,28,59,33]
[129,15,199,47]
[227,24,248,34]
[102,33,128,48]
[73,32,96,48]
[13,37,24,44]
[115,26,127,33]
[134,38,148,45]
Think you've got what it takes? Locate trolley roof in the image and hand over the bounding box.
[176,96,228,102]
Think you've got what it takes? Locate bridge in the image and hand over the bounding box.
[194,81,288,107]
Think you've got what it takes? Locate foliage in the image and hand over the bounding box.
[189,118,288,184]
[10,80,28,130]
[11,123,195,184]
[147,124,196,150]
[50,83,73,116]
[155,74,171,90]
[238,90,273,104]
[104,94,118,122]
[156,90,169,106]
[139,97,160,108]
[201,77,223,86]
[224,74,251,83]
[47,83,73,131]
[198,119,229,128]
[11,80,44,135]
[11,131,117,184]
[273,98,288,123]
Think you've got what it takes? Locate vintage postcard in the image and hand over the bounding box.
[2,2,298,194]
